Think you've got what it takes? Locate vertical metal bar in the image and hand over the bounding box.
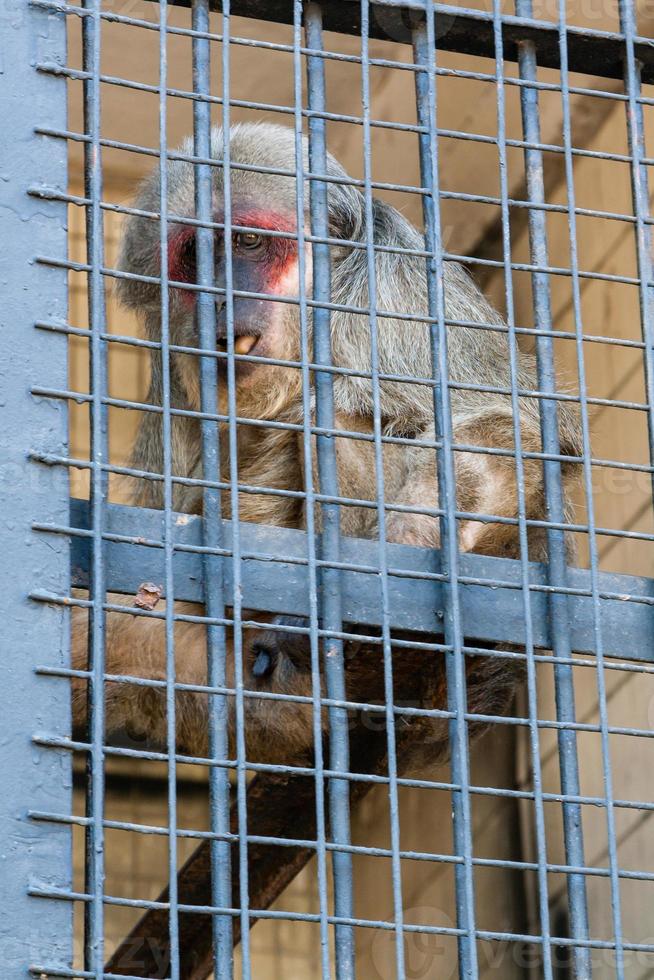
[220,3,253,974]
[0,4,72,976]
[618,6,654,958]
[158,3,181,977]
[360,2,406,976]
[490,5,554,976]
[412,9,478,977]
[81,0,109,972]
[619,0,654,497]
[614,2,654,963]
[557,3,624,976]
[304,4,355,975]
[191,2,234,975]
[292,3,333,976]
[514,1,592,973]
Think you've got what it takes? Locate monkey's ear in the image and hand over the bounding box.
[322,150,363,254]
[328,196,357,238]
[326,190,364,260]
[113,161,174,314]
[114,211,162,313]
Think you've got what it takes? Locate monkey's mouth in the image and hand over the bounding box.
[215,334,260,357]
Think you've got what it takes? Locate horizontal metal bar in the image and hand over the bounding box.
[29,180,654,237]
[29,805,654,878]
[28,880,654,950]
[63,499,654,662]
[31,728,654,809]
[31,51,642,114]
[151,0,654,83]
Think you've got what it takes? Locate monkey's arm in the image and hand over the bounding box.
[385,414,550,555]
[305,409,549,555]
[319,410,557,556]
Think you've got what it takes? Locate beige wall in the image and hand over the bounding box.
[510,101,654,979]
[507,98,654,579]
[66,6,653,977]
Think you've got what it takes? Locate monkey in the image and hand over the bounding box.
[71,122,581,769]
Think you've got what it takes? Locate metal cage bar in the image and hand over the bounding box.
[291,4,333,977]
[159,1,183,976]
[412,14,478,976]
[556,1,625,975]
[514,3,592,973]
[304,6,356,975]
[620,0,654,499]
[62,499,654,659]
[81,0,111,971]
[360,2,407,977]
[219,1,255,973]
[490,2,555,975]
[191,3,235,975]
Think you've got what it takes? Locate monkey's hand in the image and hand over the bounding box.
[385,416,547,556]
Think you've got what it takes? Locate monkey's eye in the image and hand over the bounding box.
[234,231,264,253]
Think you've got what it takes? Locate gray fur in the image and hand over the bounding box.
[117,121,579,508]
[69,123,583,768]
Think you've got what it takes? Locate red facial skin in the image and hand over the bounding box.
[167,208,299,308]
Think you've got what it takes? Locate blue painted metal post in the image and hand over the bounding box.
[412,13,478,977]
[304,4,356,976]
[81,0,110,971]
[514,1,592,973]
[191,2,235,975]
[0,2,73,977]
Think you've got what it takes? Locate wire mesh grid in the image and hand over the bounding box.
[2,0,654,977]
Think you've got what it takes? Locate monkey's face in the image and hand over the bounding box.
[167,204,308,415]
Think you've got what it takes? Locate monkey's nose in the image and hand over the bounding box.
[250,642,277,680]
[215,296,226,313]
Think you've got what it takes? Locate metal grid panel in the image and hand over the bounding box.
[2,0,654,977]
